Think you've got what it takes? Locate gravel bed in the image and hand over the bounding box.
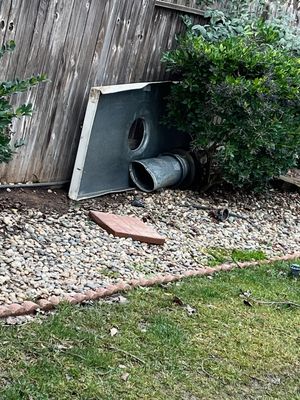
[0,188,299,305]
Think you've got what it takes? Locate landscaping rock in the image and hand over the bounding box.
[0,188,298,305]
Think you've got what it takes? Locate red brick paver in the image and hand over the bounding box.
[89,211,166,245]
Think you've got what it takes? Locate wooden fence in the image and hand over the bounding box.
[0,0,204,184]
[0,0,299,184]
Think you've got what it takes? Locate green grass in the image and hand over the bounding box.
[0,261,300,399]
[100,268,121,279]
[204,247,267,266]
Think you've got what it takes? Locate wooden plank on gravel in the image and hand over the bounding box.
[279,175,300,189]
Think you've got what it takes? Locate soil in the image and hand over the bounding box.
[0,168,299,215]
[0,188,70,215]
[0,187,131,215]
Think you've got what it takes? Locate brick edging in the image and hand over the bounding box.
[0,253,299,319]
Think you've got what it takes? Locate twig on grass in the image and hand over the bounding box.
[66,352,87,361]
[231,255,242,269]
[199,360,213,378]
[251,298,300,308]
[197,359,227,385]
[98,368,116,376]
[241,291,300,308]
[108,345,146,365]
[250,375,268,383]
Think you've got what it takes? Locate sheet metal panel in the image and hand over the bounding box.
[69,82,190,200]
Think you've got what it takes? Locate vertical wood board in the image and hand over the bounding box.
[0,0,298,183]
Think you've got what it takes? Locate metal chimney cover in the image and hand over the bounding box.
[69,82,190,200]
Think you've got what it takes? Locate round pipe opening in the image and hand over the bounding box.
[130,153,193,193]
[128,118,146,151]
[130,161,155,192]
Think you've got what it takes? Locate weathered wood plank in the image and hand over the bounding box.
[0,0,13,50]
[155,0,205,16]
[0,0,298,183]
[279,175,300,188]
[55,1,108,178]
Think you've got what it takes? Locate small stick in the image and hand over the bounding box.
[108,345,146,365]
[184,204,211,211]
[98,368,115,376]
[231,255,242,269]
[180,202,259,228]
[66,352,87,361]
[250,375,267,383]
[199,360,213,378]
[251,298,300,308]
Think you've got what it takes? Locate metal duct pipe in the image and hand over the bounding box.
[129,153,193,192]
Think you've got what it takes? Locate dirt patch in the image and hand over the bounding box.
[0,188,70,215]
[0,187,133,215]
[79,191,135,211]
[0,182,298,216]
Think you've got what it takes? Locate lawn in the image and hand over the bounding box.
[0,261,299,400]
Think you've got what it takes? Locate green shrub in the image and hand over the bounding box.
[163,13,300,189]
[0,41,46,163]
[194,0,300,53]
